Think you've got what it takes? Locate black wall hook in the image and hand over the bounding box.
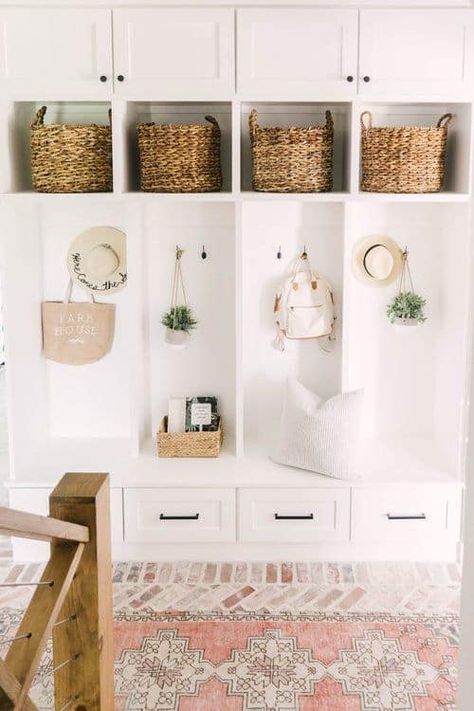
[277,245,282,260]
[201,245,207,260]
[302,245,308,258]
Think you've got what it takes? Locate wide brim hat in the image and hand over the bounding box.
[67,226,127,295]
[352,235,403,287]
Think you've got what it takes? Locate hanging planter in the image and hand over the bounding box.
[161,247,197,348]
[164,323,191,347]
[386,248,427,328]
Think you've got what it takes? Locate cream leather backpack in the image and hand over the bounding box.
[273,256,336,351]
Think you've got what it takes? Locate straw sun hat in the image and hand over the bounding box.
[352,236,403,287]
[67,226,127,295]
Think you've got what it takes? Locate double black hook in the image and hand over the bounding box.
[175,244,208,260]
[276,245,308,260]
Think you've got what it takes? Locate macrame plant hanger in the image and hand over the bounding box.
[169,246,187,332]
[398,247,414,295]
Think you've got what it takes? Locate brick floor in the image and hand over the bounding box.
[0,560,461,615]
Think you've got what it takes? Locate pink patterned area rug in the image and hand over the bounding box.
[112,611,458,711]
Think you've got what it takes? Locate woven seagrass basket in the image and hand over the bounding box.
[137,115,222,193]
[157,417,223,458]
[31,106,112,193]
[249,109,334,193]
[360,111,453,193]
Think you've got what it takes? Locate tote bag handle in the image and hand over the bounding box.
[64,279,96,304]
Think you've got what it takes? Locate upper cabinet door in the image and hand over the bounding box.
[237,9,358,99]
[113,8,234,99]
[0,9,112,98]
[359,10,474,97]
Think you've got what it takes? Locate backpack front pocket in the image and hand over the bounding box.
[287,305,332,339]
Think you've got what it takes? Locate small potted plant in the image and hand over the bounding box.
[386,247,426,328]
[386,291,426,327]
[162,305,198,347]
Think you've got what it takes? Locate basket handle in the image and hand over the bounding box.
[360,111,372,129]
[205,115,220,135]
[33,106,47,126]
[249,109,258,141]
[437,113,453,129]
[325,110,334,131]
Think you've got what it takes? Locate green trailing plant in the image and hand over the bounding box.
[161,305,198,333]
[386,291,427,324]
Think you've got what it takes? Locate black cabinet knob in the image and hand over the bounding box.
[117,74,125,82]
[346,75,354,83]
[100,75,107,83]
[363,75,371,83]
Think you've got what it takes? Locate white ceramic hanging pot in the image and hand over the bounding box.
[165,328,190,348]
[392,316,421,330]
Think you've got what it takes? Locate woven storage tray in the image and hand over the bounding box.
[360,111,453,193]
[31,106,112,193]
[137,115,222,193]
[157,417,223,458]
[249,109,334,193]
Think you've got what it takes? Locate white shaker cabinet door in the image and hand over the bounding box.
[237,9,358,99]
[113,8,234,99]
[0,9,112,98]
[359,10,474,97]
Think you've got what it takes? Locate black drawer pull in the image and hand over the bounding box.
[386,514,426,521]
[274,513,314,520]
[159,513,199,521]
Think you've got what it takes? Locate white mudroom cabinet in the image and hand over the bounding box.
[0,0,472,563]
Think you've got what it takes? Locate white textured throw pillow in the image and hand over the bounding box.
[273,380,363,480]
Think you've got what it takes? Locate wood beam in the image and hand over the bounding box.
[0,659,38,711]
[50,473,114,711]
[0,507,89,544]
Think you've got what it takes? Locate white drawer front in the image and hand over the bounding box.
[239,488,350,543]
[352,486,462,542]
[124,488,236,543]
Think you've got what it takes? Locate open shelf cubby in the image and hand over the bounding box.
[1,197,140,478]
[344,201,470,480]
[240,102,352,194]
[1,101,113,194]
[242,201,344,447]
[357,102,472,196]
[121,101,233,194]
[143,202,237,454]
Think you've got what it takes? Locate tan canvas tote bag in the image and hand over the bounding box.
[42,281,115,365]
